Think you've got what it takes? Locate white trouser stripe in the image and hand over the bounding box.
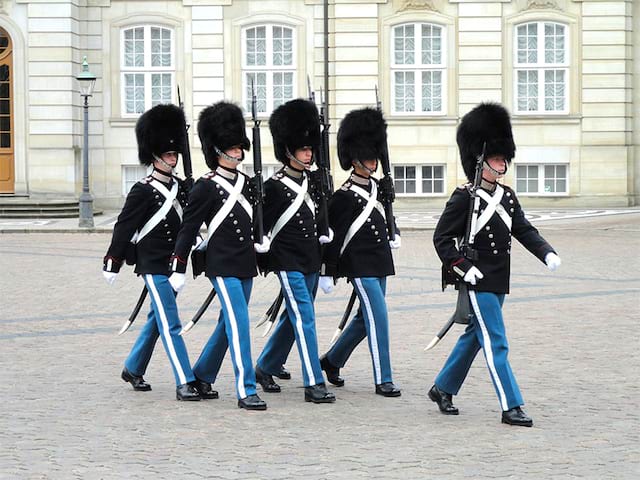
[355,278,382,384]
[469,290,508,411]
[145,275,187,385]
[279,272,316,385]
[214,277,247,399]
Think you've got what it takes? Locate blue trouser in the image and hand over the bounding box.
[257,271,323,387]
[435,291,524,411]
[125,274,195,387]
[326,277,393,385]
[193,277,257,400]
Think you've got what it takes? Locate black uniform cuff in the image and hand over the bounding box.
[103,256,123,273]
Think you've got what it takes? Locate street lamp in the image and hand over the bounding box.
[76,56,96,227]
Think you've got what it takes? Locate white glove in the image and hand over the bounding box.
[254,235,271,253]
[545,252,562,272]
[463,266,484,286]
[318,276,334,294]
[389,234,401,249]
[102,271,117,285]
[169,272,186,293]
[319,228,334,245]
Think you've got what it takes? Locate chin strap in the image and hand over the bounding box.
[286,148,312,171]
[483,160,507,177]
[214,146,245,164]
[152,154,176,173]
[354,159,378,175]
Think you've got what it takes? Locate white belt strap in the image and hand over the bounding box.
[133,180,180,243]
[270,176,312,241]
[340,182,378,256]
[474,185,511,234]
[196,174,247,252]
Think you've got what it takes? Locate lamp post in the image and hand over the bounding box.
[76,56,97,227]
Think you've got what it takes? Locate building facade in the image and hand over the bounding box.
[0,0,637,208]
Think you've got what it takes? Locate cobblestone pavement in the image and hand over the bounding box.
[0,214,639,479]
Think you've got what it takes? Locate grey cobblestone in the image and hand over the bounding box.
[0,213,638,479]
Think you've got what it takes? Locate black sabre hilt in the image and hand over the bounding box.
[177,85,194,191]
[375,85,396,240]
[250,79,265,241]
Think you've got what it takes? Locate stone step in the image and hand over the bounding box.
[0,199,101,218]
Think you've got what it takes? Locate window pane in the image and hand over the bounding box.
[406,166,416,179]
[406,180,416,193]
[394,71,415,112]
[394,166,405,180]
[422,70,442,112]
[394,25,415,65]
[151,27,171,67]
[434,179,444,193]
[544,69,565,111]
[0,116,9,131]
[516,23,537,64]
[273,72,294,109]
[517,70,538,111]
[245,72,267,113]
[246,26,266,66]
[1,133,9,147]
[125,73,145,114]
[422,24,441,65]
[123,27,144,67]
[151,73,172,105]
[516,179,527,192]
[273,26,293,66]
[556,179,566,192]
[544,23,565,64]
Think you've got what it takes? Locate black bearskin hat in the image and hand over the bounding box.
[135,104,186,166]
[337,107,387,171]
[457,102,516,181]
[197,101,250,169]
[269,99,320,164]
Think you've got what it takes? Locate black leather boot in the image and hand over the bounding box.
[304,383,336,403]
[375,382,402,397]
[275,365,291,380]
[176,383,201,401]
[255,366,281,393]
[191,378,219,399]
[320,355,344,387]
[502,407,533,427]
[428,384,459,415]
[238,394,267,411]
[121,367,151,391]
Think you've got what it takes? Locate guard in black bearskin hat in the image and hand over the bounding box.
[103,103,201,401]
[170,101,268,411]
[428,102,562,426]
[253,98,336,403]
[316,107,402,397]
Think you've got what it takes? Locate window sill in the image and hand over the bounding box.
[386,116,458,126]
[511,115,581,125]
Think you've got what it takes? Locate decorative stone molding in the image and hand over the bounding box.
[0,0,8,15]
[397,0,439,13]
[526,0,561,10]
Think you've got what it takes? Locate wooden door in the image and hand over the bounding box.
[0,27,13,193]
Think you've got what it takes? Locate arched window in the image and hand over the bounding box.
[242,24,296,115]
[391,22,446,115]
[120,25,175,115]
[514,21,569,114]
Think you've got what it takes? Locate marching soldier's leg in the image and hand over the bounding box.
[192,310,228,384]
[255,309,295,393]
[122,308,159,391]
[430,318,482,415]
[469,291,524,411]
[278,271,334,403]
[212,277,262,405]
[353,277,399,396]
[144,274,199,400]
[321,307,365,387]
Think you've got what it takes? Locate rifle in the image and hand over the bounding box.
[177,85,194,191]
[308,76,332,237]
[251,78,266,242]
[424,142,486,351]
[375,86,396,241]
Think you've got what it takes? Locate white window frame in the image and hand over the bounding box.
[122,165,151,195]
[241,24,297,116]
[120,25,175,117]
[513,21,569,115]
[514,163,569,196]
[390,22,447,116]
[393,164,446,197]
